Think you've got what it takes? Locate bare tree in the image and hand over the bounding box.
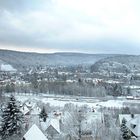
[62,104,85,140]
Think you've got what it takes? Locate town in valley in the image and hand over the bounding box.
[0,50,140,140]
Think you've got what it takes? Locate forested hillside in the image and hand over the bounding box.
[0,49,114,70]
[91,55,140,73]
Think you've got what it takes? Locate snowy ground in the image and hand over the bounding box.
[13,93,134,109]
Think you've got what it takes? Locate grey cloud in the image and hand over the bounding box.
[0,18,139,54]
[0,0,139,54]
[0,0,51,12]
[0,0,30,12]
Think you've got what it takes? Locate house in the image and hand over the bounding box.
[20,105,30,115]
[126,116,140,139]
[23,124,48,140]
[41,118,61,139]
[20,100,41,116]
[118,114,140,139]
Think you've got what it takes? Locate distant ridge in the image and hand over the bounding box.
[0,49,117,70]
[0,49,118,55]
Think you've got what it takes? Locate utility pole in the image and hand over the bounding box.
[78,110,82,140]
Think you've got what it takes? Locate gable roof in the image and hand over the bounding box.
[20,105,30,115]
[48,119,60,133]
[41,119,60,134]
[23,124,48,140]
[126,116,140,137]
[119,114,139,125]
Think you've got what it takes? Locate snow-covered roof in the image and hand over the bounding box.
[49,119,60,133]
[23,124,48,140]
[41,118,60,134]
[126,116,140,137]
[119,115,133,124]
[20,105,30,115]
[119,114,139,125]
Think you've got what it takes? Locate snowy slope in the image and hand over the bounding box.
[1,64,16,71]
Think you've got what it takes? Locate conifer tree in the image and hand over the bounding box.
[39,106,48,122]
[121,118,131,140]
[0,95,24,139]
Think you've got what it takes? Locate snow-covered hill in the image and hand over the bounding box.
[91,55,140,74]
[0,49,115,70]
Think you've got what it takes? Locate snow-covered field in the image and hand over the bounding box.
[15,94,130,109]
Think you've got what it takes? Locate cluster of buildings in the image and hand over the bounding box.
[19,100,61,140]
[19,99,104,140]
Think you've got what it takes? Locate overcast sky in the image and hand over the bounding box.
[0,0,140,54]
